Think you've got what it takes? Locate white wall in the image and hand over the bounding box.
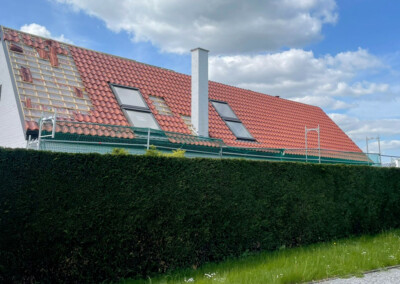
[0,42,27,148]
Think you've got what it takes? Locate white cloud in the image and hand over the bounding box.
[329,113,400,141]
[20,23,73,44]
[374,140,400,151]
[209,48,388,110]
[328,113,400,154]
[40,1,400,155]
[293,96,353,110]
[54,0,337,54]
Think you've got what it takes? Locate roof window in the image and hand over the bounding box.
[111,84,160,130]
[211,100,255,141]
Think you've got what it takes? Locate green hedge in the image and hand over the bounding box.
[1,148,400,283]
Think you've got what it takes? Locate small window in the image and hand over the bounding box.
[111,84,160,130]
[211,100,255,141]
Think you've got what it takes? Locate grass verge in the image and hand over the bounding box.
[122,229,400,284]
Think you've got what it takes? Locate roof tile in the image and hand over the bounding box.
[4,27,361,152]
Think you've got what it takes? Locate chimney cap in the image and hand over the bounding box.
[191,47,209,53]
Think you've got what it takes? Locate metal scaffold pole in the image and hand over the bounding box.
[146,128,151,150]
[37,109,57,150]
[366,136,382,166]
[305,125,321,164]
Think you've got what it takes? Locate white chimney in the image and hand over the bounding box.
[191,47,209,137]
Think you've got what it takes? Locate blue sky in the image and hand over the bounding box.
[2,0,400,160]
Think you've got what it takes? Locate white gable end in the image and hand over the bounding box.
[0,41,26,148]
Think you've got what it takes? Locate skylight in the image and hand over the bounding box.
[211,100,255,141]
[125,110,159,129]
[114,87,147,109]
[212,102,237,120]
[111,84,160,130]
[225,121,253,140]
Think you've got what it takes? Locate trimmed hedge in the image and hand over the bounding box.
[1,148,400,283]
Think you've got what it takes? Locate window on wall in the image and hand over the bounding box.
[110,84,160,130]
[211,100,255,141]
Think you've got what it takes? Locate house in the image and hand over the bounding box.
[0,26,365,163]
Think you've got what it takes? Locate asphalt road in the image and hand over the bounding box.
[319,267,400,284]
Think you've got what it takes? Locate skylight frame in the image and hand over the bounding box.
[110,83,161,130]
[110,84,149,111]
[211,100,240,122]
[210,99,256,141]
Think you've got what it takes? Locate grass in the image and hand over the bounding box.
[122,229,400,284]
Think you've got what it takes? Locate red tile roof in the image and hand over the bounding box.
[2,27,362,153]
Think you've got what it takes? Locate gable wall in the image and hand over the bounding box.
[0,38,26,148]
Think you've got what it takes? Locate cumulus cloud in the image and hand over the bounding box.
[52,0,392,112]
[55,0,337,54]
[209,48,388,109]
[20,23,73,44]
[329,113,400,141]
[42,1,400,155]
[374,140,400,151]
[293,96,353,110]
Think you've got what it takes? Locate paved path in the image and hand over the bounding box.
[320,267,400,283]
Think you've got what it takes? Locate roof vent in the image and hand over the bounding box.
[275,96,280,98]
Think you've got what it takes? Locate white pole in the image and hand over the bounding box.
[146,128,151,150]
[51,109,57,139]
[318,125,321,164]
[366,137,370,165]
[38,118,43,150]
[378,136,382,166]
[305,126,308,162]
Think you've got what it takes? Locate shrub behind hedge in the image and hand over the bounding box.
[1,148,400,282]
